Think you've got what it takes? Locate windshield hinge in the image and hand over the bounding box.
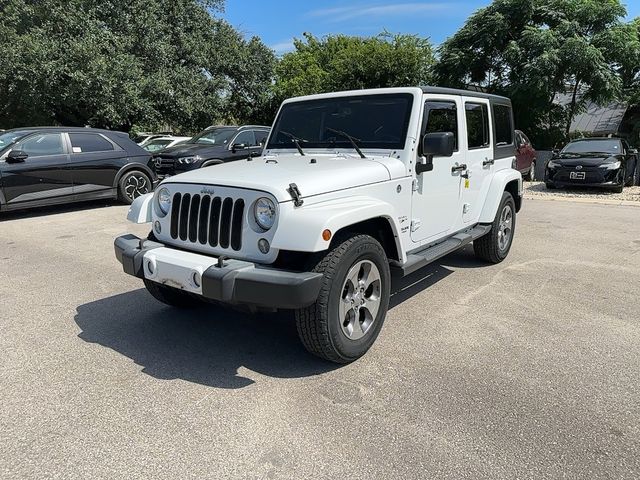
[287,183,304,207]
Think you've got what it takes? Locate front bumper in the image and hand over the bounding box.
[546,166,623,188]
[114,234,323,309]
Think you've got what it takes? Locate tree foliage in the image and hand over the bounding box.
[0,0,275,133]
[272,32,435,107]
[435,0,631,147]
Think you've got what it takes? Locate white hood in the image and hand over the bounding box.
[162,154,396,202]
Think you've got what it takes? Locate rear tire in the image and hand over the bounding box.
[474,191,516,264]
[295,235,390,363]
[143,279,200,308]
[545,181,556,190]
[525,161,536,181]
[118,170,152,204]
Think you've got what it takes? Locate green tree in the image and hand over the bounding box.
[0,0,275,133]
[272,32,435,108]
[435,0,628,147]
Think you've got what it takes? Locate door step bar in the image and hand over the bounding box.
[393,224,491,277]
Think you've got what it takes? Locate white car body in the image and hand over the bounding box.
[116,86,523,362]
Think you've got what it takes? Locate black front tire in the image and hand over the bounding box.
[143,279,200,308]
[295,235,390,364]
[474,191,516,264]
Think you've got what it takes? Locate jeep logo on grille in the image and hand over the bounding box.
[201,187,216,195]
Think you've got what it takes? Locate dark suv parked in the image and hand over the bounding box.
[0,127,154,212]
[152,125,270,177]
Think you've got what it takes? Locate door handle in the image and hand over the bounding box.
[482,158,495,166]
[451,164,467,173]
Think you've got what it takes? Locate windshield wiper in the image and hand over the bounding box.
[279,130,306,156]
[326,127,366,159]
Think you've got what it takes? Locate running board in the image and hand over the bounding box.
[393,225,491,277]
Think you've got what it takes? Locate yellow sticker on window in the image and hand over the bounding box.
[464,179,470,189]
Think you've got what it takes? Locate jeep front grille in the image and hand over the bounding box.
[170,193,244,251]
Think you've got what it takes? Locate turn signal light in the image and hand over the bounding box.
[322,229,332,241]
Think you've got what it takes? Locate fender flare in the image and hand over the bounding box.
[113,162,156,189]
[478,169,523,223]
[271,195,404,261]
[126,192,154,223]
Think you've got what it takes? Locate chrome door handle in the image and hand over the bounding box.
[482,158,495,166]
[451,164,467,173]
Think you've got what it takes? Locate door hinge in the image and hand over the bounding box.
[463,203,471,214]
[412,179,418,192]
[410,219,421,232]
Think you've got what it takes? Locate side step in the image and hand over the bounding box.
[393,224,491,278]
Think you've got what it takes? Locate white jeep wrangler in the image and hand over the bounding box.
[115,87,522,363]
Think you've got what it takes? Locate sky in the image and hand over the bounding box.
[222,0,640,55]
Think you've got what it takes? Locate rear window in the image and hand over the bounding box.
[493,105,513,146]
[69,133,114,153]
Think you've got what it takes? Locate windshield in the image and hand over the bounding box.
[143,139,172,152]
[563,139,622,155]
[267,93,414,151]
[0,130,30,151]
[191,128,236,146]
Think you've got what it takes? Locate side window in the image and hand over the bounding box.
[423,101,458,150]
[493,104,514,146]
[254,130,269,146]
[232,130,255,147]
[465,103,490,149]
[16,133,65,157]
[69,133,114,153]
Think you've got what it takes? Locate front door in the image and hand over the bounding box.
[411,96,464,244]
[228,130,260,162]
[0,132,72,205]
[461,98,493,224]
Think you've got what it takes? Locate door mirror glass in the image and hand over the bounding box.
[6,150,28,163]
[629,148,638,155]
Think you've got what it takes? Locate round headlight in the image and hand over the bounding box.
[156,187,172,216]
[254,197,276,230]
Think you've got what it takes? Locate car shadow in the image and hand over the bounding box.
[0,199,118,221]
[74,249,485,389]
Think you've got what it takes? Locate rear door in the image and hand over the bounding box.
[0,132,72,205]
[411,96,464,243]
[67,132,124,196]
[461,98,493,224]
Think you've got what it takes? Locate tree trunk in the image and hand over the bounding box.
[565,79,581,136]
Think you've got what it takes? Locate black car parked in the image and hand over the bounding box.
[152,125,270,177]
[545,137,638,193]
[0,127,155,212]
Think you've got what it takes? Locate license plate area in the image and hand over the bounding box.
[142,247,218,294]
[570,171,586,180]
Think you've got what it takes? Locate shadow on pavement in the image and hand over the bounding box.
[74,249,486,389]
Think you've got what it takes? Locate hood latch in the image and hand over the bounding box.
[287,183,304,207]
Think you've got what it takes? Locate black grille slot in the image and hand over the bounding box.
[230,199,244,251]
[170,193,181,239]
[188,195,201,242]
[169,192,244,251]
[198,196,211,244]
[209,197,221,247]
[219,198,233,249]
[179,193,191,241]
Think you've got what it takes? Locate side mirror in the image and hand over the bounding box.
[231,143,247,152]
[629,148,638,155]
[416,132,455,175]
[6,150,28,163]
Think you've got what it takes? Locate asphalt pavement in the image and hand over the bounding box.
[1,198,639,479]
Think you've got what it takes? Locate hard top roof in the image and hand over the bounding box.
[420,86,511,103]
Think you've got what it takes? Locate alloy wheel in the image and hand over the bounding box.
[124,173,150,201]
[339,260,382,340]
[497,204,513,251]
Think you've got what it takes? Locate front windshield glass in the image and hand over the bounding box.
[563,139,622,155]
[0,130,30,150]
[143,139,172,152]
[191,128,236,145]
[267,93,414,151]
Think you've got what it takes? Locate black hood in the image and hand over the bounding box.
[554,153,623,167]
[155,142,226,159]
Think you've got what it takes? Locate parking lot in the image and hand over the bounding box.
[1,197,639,479]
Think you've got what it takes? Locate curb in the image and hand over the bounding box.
[524,194,640,208]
